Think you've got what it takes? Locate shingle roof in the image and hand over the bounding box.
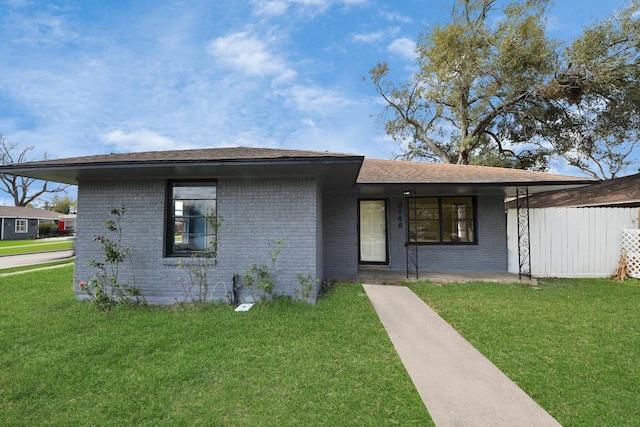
[0,146,596,192]
[0,206,62,220]
[506,173,640,208]
[357,158,593,185]
[11,146,361,167]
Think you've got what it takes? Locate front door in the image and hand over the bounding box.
[359,200,388,263]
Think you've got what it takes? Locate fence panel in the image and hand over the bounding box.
[507,207,639,277]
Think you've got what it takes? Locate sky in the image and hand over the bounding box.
[0,0,633,205]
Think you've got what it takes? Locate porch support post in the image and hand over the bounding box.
[515,186,532,279]
[404,190,419,280]
[405,192,409,279]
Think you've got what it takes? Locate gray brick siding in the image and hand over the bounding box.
[322,192,358,278]
[390,194,507,272]
[74,177,323,304]
[74,177,507,303]
[315,181,323,289]
[321,192,507,279]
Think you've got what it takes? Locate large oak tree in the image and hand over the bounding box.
[369,0,640,178]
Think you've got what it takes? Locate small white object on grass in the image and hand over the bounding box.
[235,303,254,312]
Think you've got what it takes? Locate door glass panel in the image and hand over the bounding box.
[360,200,387,263]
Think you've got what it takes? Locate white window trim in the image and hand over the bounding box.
[15,218,28,234]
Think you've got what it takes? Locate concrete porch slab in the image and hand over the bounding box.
[336,269,536,285]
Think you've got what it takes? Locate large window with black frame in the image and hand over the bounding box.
[408,196,476,244]
[167,181,217,256]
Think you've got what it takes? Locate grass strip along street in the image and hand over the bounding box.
[0,239,74,256]
[0,259,74,275]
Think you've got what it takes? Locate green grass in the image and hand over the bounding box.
[0,259,74,275]
[0,267,432,426]
[407,278,640,427]
[0,239,74,255]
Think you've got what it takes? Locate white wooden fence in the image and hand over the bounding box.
[507,207,640,278]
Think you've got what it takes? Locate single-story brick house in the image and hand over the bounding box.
[0,206,62,240]
[0,147,593,303]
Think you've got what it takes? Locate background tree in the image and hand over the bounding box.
[369,0,640,178]
[542,2,640,178]
[43,195,77,214]
[0,134,70,206]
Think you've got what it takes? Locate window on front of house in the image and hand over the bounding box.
[167,181,217,256]
[408,196,476,244]
[15,219,28,234]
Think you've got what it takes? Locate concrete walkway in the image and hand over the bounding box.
[364,284,561,427]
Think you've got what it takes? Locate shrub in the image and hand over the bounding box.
[79,207,145,311]
[38,222,57,238]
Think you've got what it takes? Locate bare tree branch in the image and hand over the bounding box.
[0,134,70,206]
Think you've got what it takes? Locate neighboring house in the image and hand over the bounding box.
[0,147,593,303]
[0,206,62,240]
[57,214,77,233]
[506,173,640,278]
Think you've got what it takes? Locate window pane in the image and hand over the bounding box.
[408,196,475,243]
[173,184,217,200]
[169,181,217,256]
[15,219,28,233]
[409,198,439,220]
[409,219,440,242]
[409,197,440,242]
[442,197,474,242]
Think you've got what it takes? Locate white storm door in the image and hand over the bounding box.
[359,200,388,263]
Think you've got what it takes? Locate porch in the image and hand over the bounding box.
[335,266,535,285]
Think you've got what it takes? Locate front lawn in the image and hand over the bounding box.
[407,279,640,427]
[0,267,432,426]
[0,238,74,255]
[4,268,637,426]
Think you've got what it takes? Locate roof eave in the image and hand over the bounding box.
[0,156,365,189]
[355,180,595,196]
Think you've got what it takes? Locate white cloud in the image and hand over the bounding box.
[4,10,79,46]
[380,11,412,24]
[283,85,356,114]
[207,31,296,82]
[252,0,289,16]
[352,26,399,44]
[387,37,416,61]
[251,0,367,17]
[352,30,387,43]
[103,129,188,153]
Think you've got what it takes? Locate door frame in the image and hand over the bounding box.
[357,198,389,265]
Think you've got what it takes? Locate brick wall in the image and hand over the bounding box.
[75,177,323,304]
[322,192,358,278]
[390,194,507,272]
[321,192,507,278]
[218,177,321,301]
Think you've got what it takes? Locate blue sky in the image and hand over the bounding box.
[0,0,632,204]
